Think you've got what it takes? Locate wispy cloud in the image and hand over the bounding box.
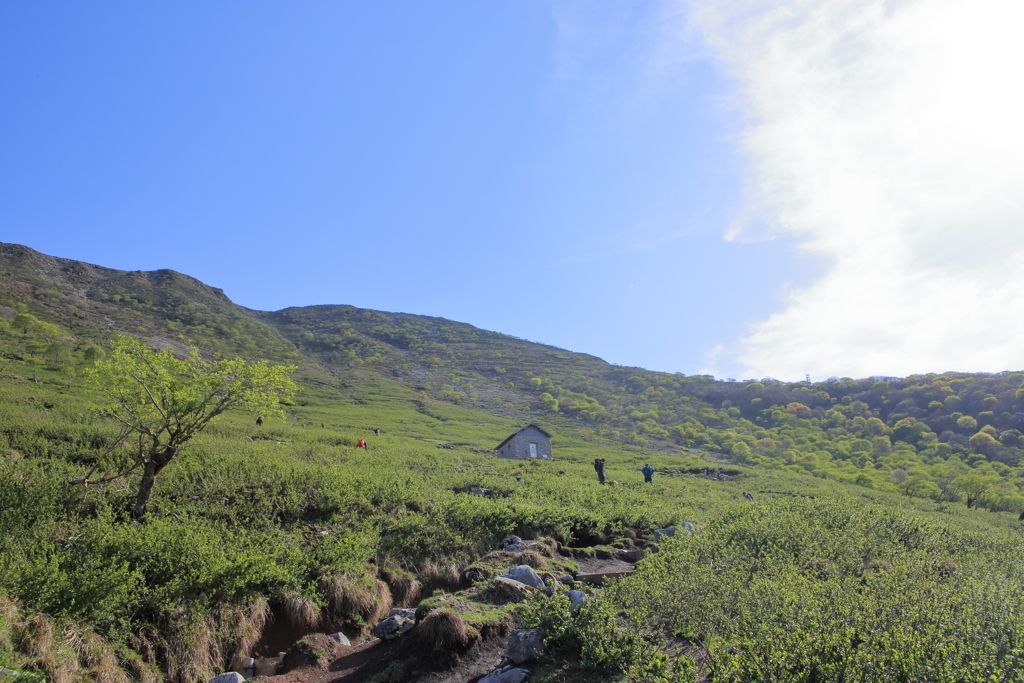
[687,0,1024,379]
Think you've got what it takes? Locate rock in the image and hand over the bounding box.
[479,665,530,683]
[502,565,544,589]
[327,632,350,646]
[680,522,696,535]
[558,574,574,584]
[504,628,544,664]
[388,607,417,620]
[492,576,535,602]
[0,669,21,680]
[653,527,677,540]
[564,590,587,614]
[619,548,644,563]
[372,615,415,640]
[209,674,244,683]
[253,657,280,677]
[498,535,527,552]
[228,655,255,676]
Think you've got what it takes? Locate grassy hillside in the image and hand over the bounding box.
[3,241,1024,682]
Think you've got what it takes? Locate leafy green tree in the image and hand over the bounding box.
[85,335,297,518]
[865,417,887,436]
[953,472,1000,509]
[540,392,559,412]
[731,441,752,462]
[898,474,940,499]
[956,415,978,433]
[11,313,40,335]
[1000,429,1024,448]
[968,431,998,456]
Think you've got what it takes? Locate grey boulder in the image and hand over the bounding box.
[564,590,587,613]
[209,674,244,683]
[502,565,544,589]
[388,607,417,620]
[504,628,544,664]
[372,615,415,640]
[327,632,350,646]
[493,576,533,602]
[653,527,677,540]
[479,665,530,683]
[498,535,528,553]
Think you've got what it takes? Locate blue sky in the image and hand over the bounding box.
[3,1,1020,381]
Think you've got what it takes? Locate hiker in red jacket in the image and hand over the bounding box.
[357,439,367,449]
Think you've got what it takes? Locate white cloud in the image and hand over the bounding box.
[687,0,1024,379]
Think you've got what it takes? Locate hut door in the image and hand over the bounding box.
[529,443,537,458]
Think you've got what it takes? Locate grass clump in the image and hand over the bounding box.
[414,610,468,651]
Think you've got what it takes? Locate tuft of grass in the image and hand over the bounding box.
[511,551,548,569]
[414,610,468,652]
[417,561,462,595]
[379,567,421,607]
[320,574,391,633]
[282,593,321,631]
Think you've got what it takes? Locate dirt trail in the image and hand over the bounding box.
[254,545,646,683]
[258,634,507,683]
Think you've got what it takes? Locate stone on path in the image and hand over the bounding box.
[504,628,544,664]
[493,576,535,602]
[327,632,350,646]
[498,535,527,553]
[209,673,244,683]
[388,607,417,620]
[372,615,415,640]
[502,565,544,588]
[479,665,530,683]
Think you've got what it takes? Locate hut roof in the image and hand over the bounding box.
[495,423,552,450]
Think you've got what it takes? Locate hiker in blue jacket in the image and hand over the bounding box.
[642,464,654,483]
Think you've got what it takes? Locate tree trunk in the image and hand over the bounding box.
[132,447,176,519]
[132,460,159,519]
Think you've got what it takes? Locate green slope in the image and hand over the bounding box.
[4,242,1024,682]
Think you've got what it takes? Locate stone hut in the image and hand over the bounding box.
[495,423,553,460]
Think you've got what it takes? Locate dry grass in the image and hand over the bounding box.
[1,602,155,683]
[36,647,79,683]
[216,595,270,658]
[511,550,548,569]
[532,537,560,558]
[118,654,162,683]
[19,615,54,658]
[159,604,219,683]
[380,567,421,607]
[320,572,392,632]
[0,594,20,650]
[418,560,462,593]
[414,610,468,651]
[282,592,321,631]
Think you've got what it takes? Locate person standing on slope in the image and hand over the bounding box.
[642,463,654,483]
[594,457,606,484]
